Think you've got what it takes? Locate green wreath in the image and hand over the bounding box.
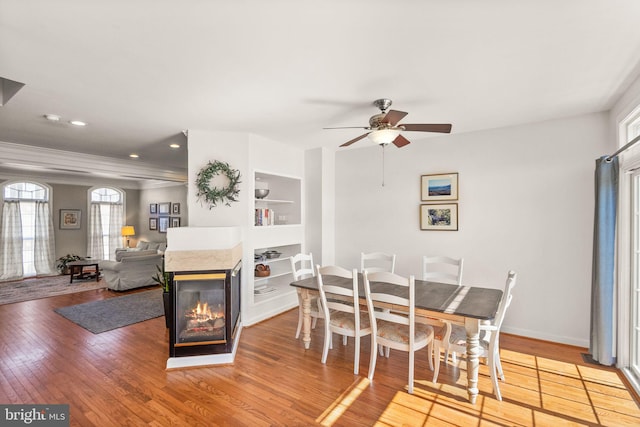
[195,160,241,209]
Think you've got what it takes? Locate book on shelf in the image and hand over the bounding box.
[254,208,275,226]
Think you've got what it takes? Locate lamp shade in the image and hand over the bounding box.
[121,225,135,237]
[368,128,401,145]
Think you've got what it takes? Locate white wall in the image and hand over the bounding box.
[187,130,250,227]
[334,112,614,347]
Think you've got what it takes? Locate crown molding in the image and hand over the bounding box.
[0,141,187,184]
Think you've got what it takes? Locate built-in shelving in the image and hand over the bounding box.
[244,169,303,326]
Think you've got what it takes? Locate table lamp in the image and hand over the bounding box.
[121,225,135,248]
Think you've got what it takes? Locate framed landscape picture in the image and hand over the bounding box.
[149,217,158,230]
[60,209,81,230]
[420,203,458,231]
[421,173,458,201]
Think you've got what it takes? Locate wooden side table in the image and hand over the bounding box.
[67,260,100,284]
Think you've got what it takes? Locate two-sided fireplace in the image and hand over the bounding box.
[170,264,241,358]
[164,226,243,369]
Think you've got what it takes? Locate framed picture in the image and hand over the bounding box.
[421,173,459,201]
[158,202,171,215]
[149,217,158,231]
[59,209,81,230]
[170,217,181,228]
[149,203,158,214]
[420,203,458,231]
[158,216,170,233]
[172,203,180,214]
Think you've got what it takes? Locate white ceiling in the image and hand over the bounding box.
[1,0,640,183]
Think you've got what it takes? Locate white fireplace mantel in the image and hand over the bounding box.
[164,226,242,272]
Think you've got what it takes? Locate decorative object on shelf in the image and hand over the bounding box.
[196,160,241,209]
[172,203,180,214]
[56,254,83,274]
[149,203,158,214]
[159,216,169,233]
[420,203,458,231]
[421,172,459,202]
[262,250,281,259]
[59,209,81,230]
[149,217,158,230]
[170,217,180,228]
[158,202,171,214]
[255,189,270,199]
[121,225,135,248]
[255,263,270,277]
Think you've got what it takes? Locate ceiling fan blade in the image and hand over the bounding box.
[401,123,452,133]
[392,134,411,148]
[323,126,369,130]
[339,132,370,147]
[381,110,408,126]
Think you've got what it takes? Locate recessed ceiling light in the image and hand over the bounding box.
[44,114,60,121]
[129,154,139,158]
[169,143,180,148]
[69,120,86,126]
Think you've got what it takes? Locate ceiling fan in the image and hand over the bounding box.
[324,98,452,148]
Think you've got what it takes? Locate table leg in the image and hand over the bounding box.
[465,318,481,404]
[298,288,312,350]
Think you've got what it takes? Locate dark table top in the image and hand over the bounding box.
[290,274,503,321]
[67,259,99,266]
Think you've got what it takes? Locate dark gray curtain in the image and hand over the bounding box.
[590,156,618,366]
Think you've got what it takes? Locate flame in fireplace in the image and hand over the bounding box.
[186,301,223,322]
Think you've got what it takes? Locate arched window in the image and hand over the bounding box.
[0,181,55,280]
[88,187,124,260]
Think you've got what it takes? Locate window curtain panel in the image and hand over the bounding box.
[34,200,56,276]
[0,200,24,281]
[590,156,618,366]
[87,203,104,260]
[108,203,123,261]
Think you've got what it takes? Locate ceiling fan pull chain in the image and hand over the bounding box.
[381,144,385,187]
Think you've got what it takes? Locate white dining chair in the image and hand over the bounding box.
[360,252,396,274]
[422,255,464,285]
[432,270,517,401]
[290,253,323,339]
[317,265,371,375]
[423,256,464,366]
[364,270,434,394]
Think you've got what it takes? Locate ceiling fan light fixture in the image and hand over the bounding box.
[368,128,400,145]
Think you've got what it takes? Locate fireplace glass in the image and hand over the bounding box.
[175,274,227,346]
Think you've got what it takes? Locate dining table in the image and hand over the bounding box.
[290,273,503,404]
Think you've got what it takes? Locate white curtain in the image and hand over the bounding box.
[108,203,123,260]
[0,201,24,281]
[88,203,104,260]
[34,200,56,276]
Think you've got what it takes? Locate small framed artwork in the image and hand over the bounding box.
[420,203,458,231]
[158,202,171,215]
[172,203,180,214]
[60,209,81,230]
[149,203,158,214]
[158,216,170,233]
[149,217,158,230]
[170,217,181,228]
[421,173,459,201]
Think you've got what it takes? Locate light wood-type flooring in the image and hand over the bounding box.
[1,283,639,426]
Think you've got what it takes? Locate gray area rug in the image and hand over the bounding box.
[55,289,164,334]
[0,275,105,305]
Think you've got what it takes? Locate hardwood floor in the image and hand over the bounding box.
[1,286,639,426]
